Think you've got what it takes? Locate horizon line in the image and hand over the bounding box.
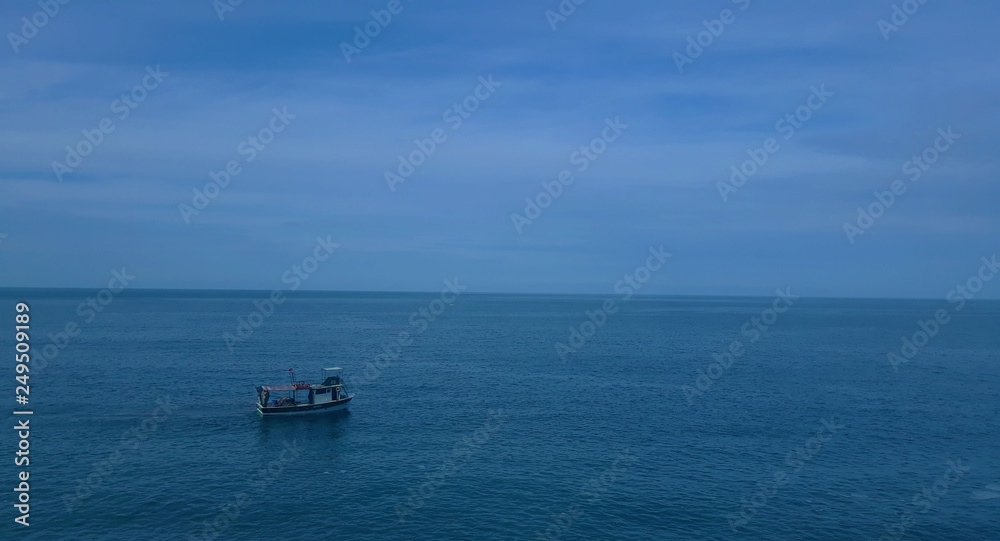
[0,286,997,303]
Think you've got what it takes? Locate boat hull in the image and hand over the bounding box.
[256,396,353,416]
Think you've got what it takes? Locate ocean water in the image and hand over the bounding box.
[2,289,999,540]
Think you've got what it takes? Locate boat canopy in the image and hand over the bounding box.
[260,385,301,392]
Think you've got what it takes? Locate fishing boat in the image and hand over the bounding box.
[255,367,353,416]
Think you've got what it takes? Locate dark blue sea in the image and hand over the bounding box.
[2,289,998,540]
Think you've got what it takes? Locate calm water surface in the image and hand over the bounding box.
[1,290,998,540]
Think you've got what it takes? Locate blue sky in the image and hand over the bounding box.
[0,0,998,298]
